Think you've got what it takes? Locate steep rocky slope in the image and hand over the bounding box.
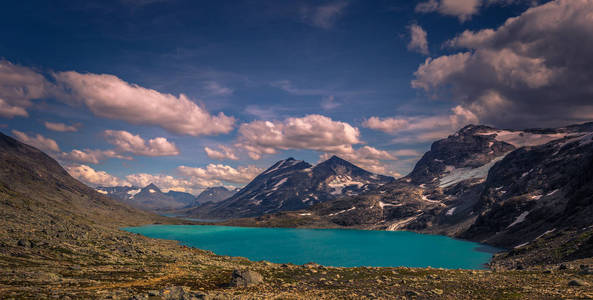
[188,156,393,218]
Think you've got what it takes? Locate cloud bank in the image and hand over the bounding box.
[413,0,593,128]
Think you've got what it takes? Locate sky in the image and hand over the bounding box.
[1,0,592,195]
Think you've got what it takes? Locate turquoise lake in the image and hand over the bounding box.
[123,225,500,269]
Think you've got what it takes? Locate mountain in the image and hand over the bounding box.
[194,186,238,204]
[97,183,196,211]
[221,122,593,268]
[188,156,394,218]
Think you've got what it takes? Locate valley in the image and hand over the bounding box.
[2,122,593,298]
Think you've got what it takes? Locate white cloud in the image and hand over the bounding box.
[66,164,128,187]
[0,60,51,118]
[60,149,132,164]
[44,121,79,132]
[0,99,28,118]
[415,0,531,21]
[301,1,349,29]
[204,81,233,96]
[204,145,239,161]
[416,0,482,21]
[177,164,262,185]
[53,71,235,136]
[413,0,593,128]
[363,105,479,144]
[0,60,236,136]
[11,130,60,152]
[103,130,179,156]
[407,24,429,55]
[321,95,341,110]
[58,130,177,164]
[393,149,422,157]
[237,114,361,159]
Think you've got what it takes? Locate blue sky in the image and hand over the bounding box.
[2,0,591,194]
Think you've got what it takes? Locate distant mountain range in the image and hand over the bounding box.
[187,155,394,218]
[97,184,238,212]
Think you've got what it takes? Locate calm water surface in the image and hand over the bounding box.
[123,225,499,269]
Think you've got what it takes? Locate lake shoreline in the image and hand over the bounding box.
[124,224,501,270]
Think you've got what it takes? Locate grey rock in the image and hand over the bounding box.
[568,278,588,287]
[229,269,264,287]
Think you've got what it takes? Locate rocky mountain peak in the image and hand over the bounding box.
[143,183,162,193]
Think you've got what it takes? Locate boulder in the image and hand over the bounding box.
[229,269,264,287]
[568,278,588,287]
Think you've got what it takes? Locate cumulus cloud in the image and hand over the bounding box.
[407,24,429,55]
[0,60,236,136]
[44,121,79,132]
[66,164,127,187]
[53,72,235,136]
[103,130,179,156]
[237,114,360,160]
[11,130,60,152]
[363,105,479,143]
[204,145,239,161]
[413,0,593,128]
[60,149,132,164]
[58,130,177,164]
[301,1,349,29]
[177,164,262,185]
[0,60,51,118]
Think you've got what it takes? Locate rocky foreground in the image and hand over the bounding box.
[2,223,593,299]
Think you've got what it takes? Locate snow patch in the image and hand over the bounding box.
[387,213,423,231]
[535,228,556,240]
[298,213,312,216]
[446,207,457,216]
[270,178,288,191]
[507,211,530,228]
[546,189,559,197]
[96,189,108,194]
[378,201,401,209]
[149,189,156,193]
[328,206,356,216]
[514,242,529,249]
[327,175,364,195]
[439,155,506,188]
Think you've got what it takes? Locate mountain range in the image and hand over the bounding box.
[97,184,238,212]
[187,156,394,218]
[213,122,593,269]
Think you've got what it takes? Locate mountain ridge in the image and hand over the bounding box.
[187,156,394,219]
